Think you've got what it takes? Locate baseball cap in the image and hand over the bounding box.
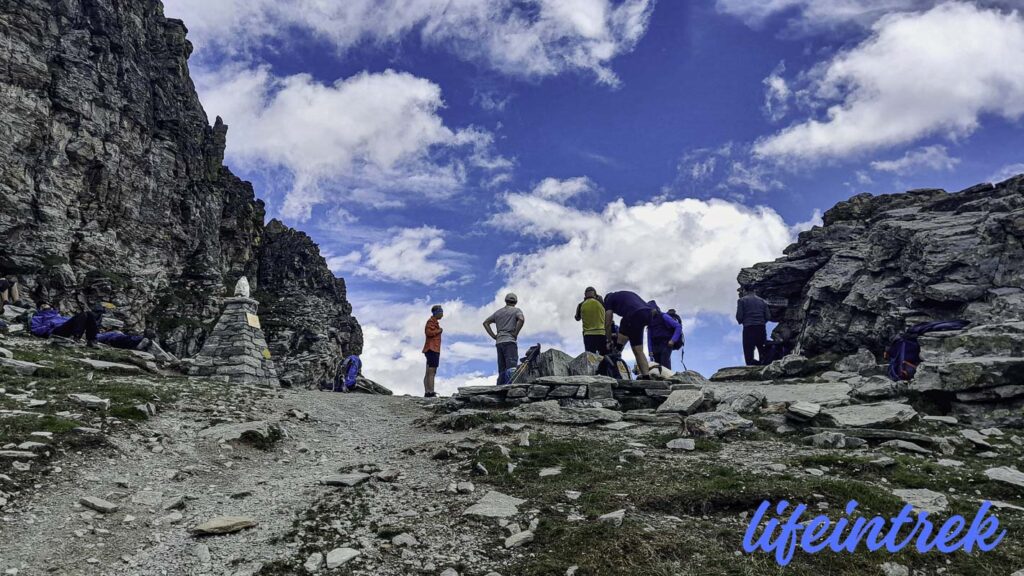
[505,293,518,304]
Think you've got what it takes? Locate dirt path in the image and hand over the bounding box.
[0,390,484,576]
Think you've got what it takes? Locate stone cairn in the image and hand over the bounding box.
[185,277,280,387]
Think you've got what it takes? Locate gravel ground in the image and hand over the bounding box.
[0,390,483,575]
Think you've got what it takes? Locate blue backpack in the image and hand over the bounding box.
[886,320,969,381]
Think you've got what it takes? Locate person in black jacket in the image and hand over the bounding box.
[736,288,771,366]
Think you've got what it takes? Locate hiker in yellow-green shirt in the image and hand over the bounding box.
[574,286,607,355]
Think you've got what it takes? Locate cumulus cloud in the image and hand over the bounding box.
[870,145,959,174]
[762,61,791,122]
[192,66,508,220]
[164,0,654,86]
[752,3,1024,162]
[360,227,472,285]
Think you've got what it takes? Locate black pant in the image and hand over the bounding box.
[583,334,608,355]
[496,342,519,385]
[51,311,100,343]
[650,340,672,370]
[742,324,767,366]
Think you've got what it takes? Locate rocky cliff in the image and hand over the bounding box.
[739,176,1024,356]
[0,0,361,385]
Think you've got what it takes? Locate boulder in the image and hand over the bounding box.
[984,467,1024,489]
[685,412,753,437]
[667,371,710,387]
[850,376,907,401]
[666,438,696,451]
[325,548,360,569]
[761,354,810,379]
[197,421,282,447]
[716,390,766,414]
[786,401,821,421]
[567,352,602,377]
[834,348,878,375]
[510,400,621,425]
[819,402,917,428]
[530,349,575,379]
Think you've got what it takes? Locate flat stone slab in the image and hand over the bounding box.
[192,516,258,535]
[67,394,110,410]
[985,467,1024,489]
[457,385,509,396]
[77,358,141,372]
[0,450,37,459]
[893,489,948,514]
[808,427,942,445]
[463,491,526,518]
[666,438,695,451]
[510,400,621,425]
[80,496,119,514]
[599,421,635,431]
[961,429,993,448]
[704,382,852,406]
[709,366,765,381]
[820,402,917,428]
[533,375,617,386]
[656,389,705,414]
[787,401,822,421]
[881,440,931,454]
[0,358,44,376]
[321,473,371,487]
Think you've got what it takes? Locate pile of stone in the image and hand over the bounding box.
[183,278,280,388]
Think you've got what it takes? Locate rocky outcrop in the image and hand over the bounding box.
[739,177,1024,356]
[737,177,1024,426]
[0,0,361,385]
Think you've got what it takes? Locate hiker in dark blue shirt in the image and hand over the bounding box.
[736,288,771,366]
[603,290,655,378]
[646,301,682,370]
[30,303,104,347]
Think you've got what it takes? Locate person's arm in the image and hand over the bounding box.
[425,320,442,337]
[513,311,525,338]
[665,313,682,346]
[605,309,614,339]
[574,302,583,322]
[736,299,744,325]
[647,327,654,360]
[761,298,772,322]
[483,315,497,340]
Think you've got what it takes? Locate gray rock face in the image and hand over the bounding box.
[738,179,1024,357]
[0,0,361,385]
[567,352,602,377]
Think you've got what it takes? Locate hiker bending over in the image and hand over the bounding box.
[646,301,682,370]
[483,293,524,385]
[736,288,771,366]
[333,354,362,392]
[422,305,444,398]
[97,327,178,362]
[30,302,104,347]
[574,286,607,355]
[603,290,655,379]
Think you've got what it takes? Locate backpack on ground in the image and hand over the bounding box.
[507,344,541,385]
[332,355,362,392]
[885,320,969,381]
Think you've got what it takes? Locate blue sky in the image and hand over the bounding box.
[163,0,1024,395]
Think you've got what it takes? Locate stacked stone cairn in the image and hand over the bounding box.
[185,277,280,387]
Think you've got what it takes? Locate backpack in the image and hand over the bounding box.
[761,340,790,365]
[597,350,631,380]
[886,320,969,381]
[507,344,542,385]
[667,312,684,350]
[333,355,362,391]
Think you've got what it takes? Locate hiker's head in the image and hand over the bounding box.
[38,301,51,310]
[505,293,518,306]
[431,305,444,319]
[584,287,597,299]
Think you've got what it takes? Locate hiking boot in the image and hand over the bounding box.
[87,340,99,349]
[424,392,437,398]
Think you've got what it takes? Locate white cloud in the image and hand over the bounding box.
[530,177,596,202]
[192,66,508,220]
[716,0,1015,32]
[361,227,471,285]
[763,61,791,122]
[752,3,1024,162]
[164,0,654,86]
[869,144,959,174]
[988,163,1024,183]
[324,251,362,275]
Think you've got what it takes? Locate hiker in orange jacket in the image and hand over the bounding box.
[422,305,444,398]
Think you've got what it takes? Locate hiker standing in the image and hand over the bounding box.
[0,277,21,307]
[603,290,655,378]
[646,302,682,370]
[736,288,771,366]
[422,305,443,398]
[574,287,607,355]
[483,293,525,385]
